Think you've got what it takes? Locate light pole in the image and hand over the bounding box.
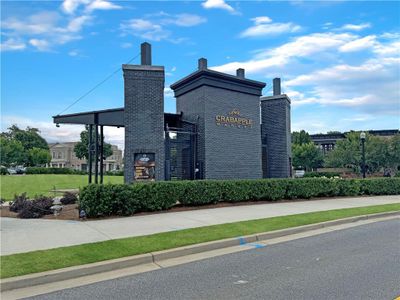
[360,132,366,179]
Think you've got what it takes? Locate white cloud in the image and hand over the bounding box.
[252,16,272,25]
[61,0,87,14]
[2,11,61,35]
[120,19,169,41]
[85,0,121,12]
[1,11,92,51]
[2,1,116,52]
[168,14,207,27]
[65,15,92,32]
[339,35,376,52]
[240,16,301,38]
[164,87,174,98]
[338,23,371,31]
[214,33,355,74]
[29,39,51,51]
[202,0,235,13]
[285,57,399,113]
[0,38,26,51]
[120,13,206,42]
[61,0,121,14]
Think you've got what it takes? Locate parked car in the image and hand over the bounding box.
[294,170,305,178]
[7,165,26,175]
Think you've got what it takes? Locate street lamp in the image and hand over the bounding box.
[360,132,366,178]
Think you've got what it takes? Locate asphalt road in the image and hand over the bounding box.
[28,219,400,300]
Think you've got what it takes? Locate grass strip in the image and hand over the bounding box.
[0,175,123,200]
[1,203,399,279]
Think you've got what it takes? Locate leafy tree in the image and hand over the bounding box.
[4,125,48,151]
[292,142,324,171]
[74,126,113,161]
[28,147,51,166]
[0,136,25,166]
[387,134,400,170]
[325,131,393,173]
[1,126,51,167]
[292,130,312,145]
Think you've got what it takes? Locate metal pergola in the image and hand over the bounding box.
[53,109,191,183]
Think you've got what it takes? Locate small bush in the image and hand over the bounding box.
[9,193,29,212]
[60,192,78,205]
[0,167,8,175]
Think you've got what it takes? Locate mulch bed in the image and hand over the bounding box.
[0,204,80,221]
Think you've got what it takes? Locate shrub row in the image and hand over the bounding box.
[79,178,400,218]
[26,167,87,175]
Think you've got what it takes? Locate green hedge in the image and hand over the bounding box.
[79,178,400,218]
[26,167,87,175]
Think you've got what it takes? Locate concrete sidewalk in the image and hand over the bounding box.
[1,195,399,255]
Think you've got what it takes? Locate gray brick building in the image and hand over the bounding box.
[54,43,292,183]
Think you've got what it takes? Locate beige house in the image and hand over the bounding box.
[48,142,123,172]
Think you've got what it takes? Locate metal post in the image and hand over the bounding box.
[362,139,366,179]
[95,124,99,184]
[88,125,93,184]
[100,126,104,184]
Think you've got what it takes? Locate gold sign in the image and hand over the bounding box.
[215,109,253,128]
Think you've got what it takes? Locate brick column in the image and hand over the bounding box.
[123,64,165,183]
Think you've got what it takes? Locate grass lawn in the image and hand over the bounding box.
[0,174,123,200]
[1,203,399,279]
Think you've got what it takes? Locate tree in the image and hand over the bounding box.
[387,134,400,171]
[292,142,324,171]
[28,147,51,166]
[325,131,392,173]
[0,136,25,166]
[4,125,48,151]
[74,126,113,161]
[1,125,51,167]
[292,130,312,145]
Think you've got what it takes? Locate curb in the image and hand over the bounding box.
[1,211,399,292]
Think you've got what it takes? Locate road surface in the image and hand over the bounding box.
[28,219,400,300]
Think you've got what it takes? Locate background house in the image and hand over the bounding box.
[48,142,123,172]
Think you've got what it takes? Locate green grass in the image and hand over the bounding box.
[0,174,123,200]
[1,203,399,279]
[0,174,124,200]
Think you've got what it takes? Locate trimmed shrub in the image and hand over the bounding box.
[79,178,400,218]
[361,178,400,195]
[0,167,8,175]
[26,167,87,175]
[60,192,78,205]
[105,170,124,176]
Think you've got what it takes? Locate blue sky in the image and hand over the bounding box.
[1,0,399,149]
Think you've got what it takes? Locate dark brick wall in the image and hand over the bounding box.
[123,65,165,183]
[261,95,291,178]
[177,85,262,180]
